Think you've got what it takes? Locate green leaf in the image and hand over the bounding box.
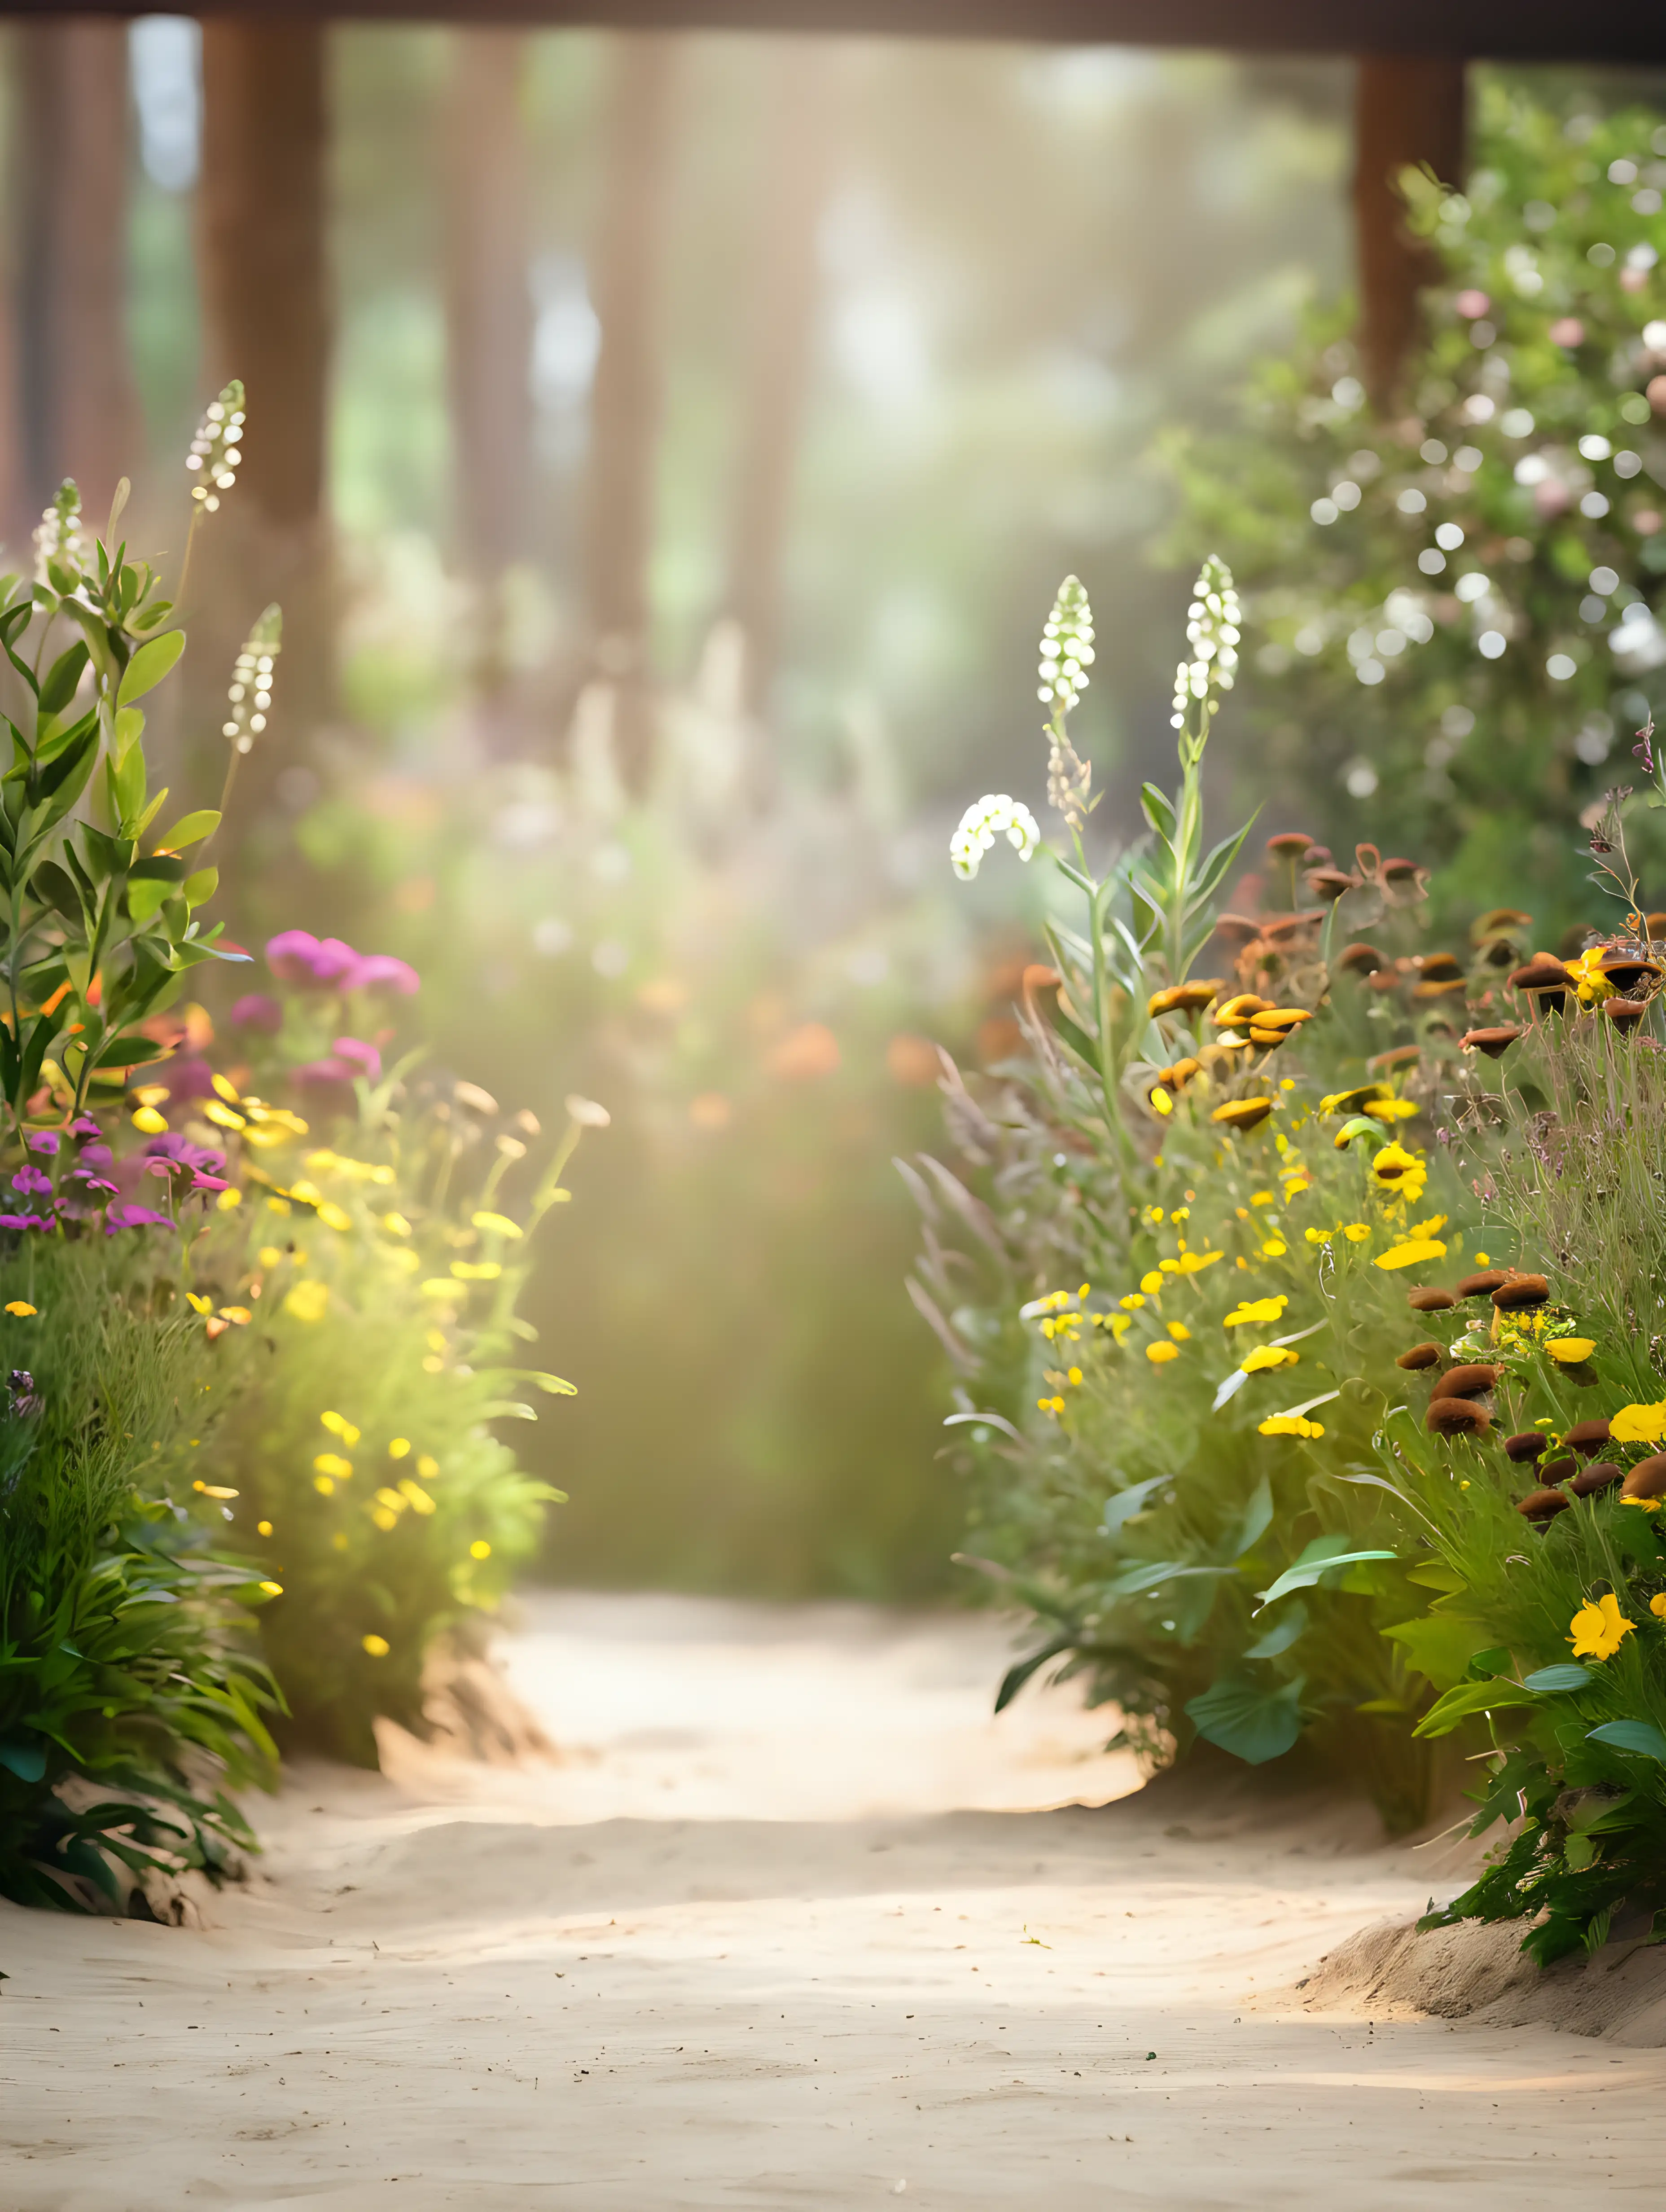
[1140,782,1177,842]
[115,628,184,706]
[0,1735,46,1783]
[1099,1475,1168,1538]
[1587,1720,1666,1762]
[1244,1601,1306,1660]
[1413,1678,1537,1739]
[155,808,220,852]
[531,1374,577,1396]
[1524,1664,1593,1694]
[37,640,88,717]
[1232,1474,1273,1559]
[1185,1672,1304,1765]
[995,1634,1075,1714]
[1384,1615,1494,1694]
[181,867,219,908]
[126,878,172,925]
[1256,1544,1396,1611]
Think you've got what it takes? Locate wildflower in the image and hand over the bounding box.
[105,1202,171,1232]
[222,604,281,766]
[1211,1098,1274,1133]
[1569,1593,1635,1661]
[1461,1025,1523,1058]
[1224,1295,1288,1327]
[344,953,420,996]
[362,1634,390,1657]
[257,1520,273,1537]
[1342,1224,1372,1243]
[469,1540,492,1560]
[1240,1345,1299,1373]
[1509,952,1574,1013]
[1120,1293,1145,1310]
[231,992,284,1033]
[1370,1142,1426,1200]
[950,794,1042,880]
[1149,1087,1174,1117]
[1148,981,1220,1017]
[1610,1404,1666,1446]
[1305,1227,1333,1246]
[1176,1250,1223,1274]
[1147,1341,1180,1364]
[1375,1238,1448,1270]
[1563,946,1612,1005]
[1166,1322,1191,1343]
[1493,1273,1549,1311]
[1140,1272,1163,1295]
[3,1302,35,1317]
[472,1211,524,1240]
[283,1281,329,1323]
[258,1579,283,1598]
[1169,554,1241,729]
[1441,1364,1499,1399]
[267,930,359,989]
[1319,1083,1390,1117]
[1258,1414,1324,1438]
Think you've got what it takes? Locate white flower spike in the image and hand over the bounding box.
[1170,554,1241,730]
[950,794,1041,881]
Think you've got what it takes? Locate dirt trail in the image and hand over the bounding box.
[1,1591,1662,2209]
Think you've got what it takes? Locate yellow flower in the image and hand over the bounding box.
[471,1210,524,1239]
[1224,1295,1289,1329]
[389,1437,412,1458]
[259,1579,283,1597]
[1407,1214,1448,1240]
[130,1105,168,1135]
[1652,1595,1666,1620]
[1374,1238,1448,1271]
[216,1187,243,1211]
[1067,1365,1083,1385]
[1240,1345,1299,1373]
[469,1540,492,1560]
[283,1281,329,1323]
[1569,1593,1635,1660]
[1611,1402,1666,1446]
[1624,1497,1663,1515]
[1305,1227,1333,1246]
[1565,945,1609,1005]
[317,1202,353,1233]
[1548,1339,1596,1365]
[1166,1322,1191,1343]
[1370,1141,1424,1189]
[1258,1414,1324,1439]
[1342,1223,1372,1243]
[417,1454,440,1480]
[1369,1098,1420,1121]
[2,1299,35,1317]
[1140,1271,1163,1295]
[1149,1086,1174,1117]
[1176,1250,1223,1274]
[257,1519,273,1537]
[362,1634,390,1658]
[1147,1340,1180,1364]
[313,1452,354,1480]
[1261,1238,1287,1257]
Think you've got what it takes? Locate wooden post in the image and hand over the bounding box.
[581,31,680,791]
[12,19,138,529]
[722,39,838,732]
[1353,57,1468,413]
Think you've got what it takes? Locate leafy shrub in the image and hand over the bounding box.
[1166,80,1666,925]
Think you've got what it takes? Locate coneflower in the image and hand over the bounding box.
[1148,981,1221,1017]
[1456,1268,1511,1299]
[1622,1453,1666,1500]
[1461,1025,1523,1058]
[1210,1097,1273,1133]
[1335,942,1385,975]
[1517,1486,1570,1520]
[1492,1274,1549,1311]
[1439,1363,1500,1399]
[1570,1461,1623,1497]
[1407,1287,1458,1312]
[1563,1418,1611,1458]
[1426,1398,1490,1437]
[1503,1431,1547,1463]
[1396,1343,1442,1370]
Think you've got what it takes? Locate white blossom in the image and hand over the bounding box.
[1170,554,1241,727]
[950,794,1041,880]
[1037,575,1096,717]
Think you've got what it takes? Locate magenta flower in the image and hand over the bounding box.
[345,952,420,997]
[26,1131,59,1156]
[68,1116,102,1142]
[267,931,360,989]
[230,992,283,1033]
[0,1213,51,1232]
[11,1166,51,1198]
[105,1201,172,1233]
[331,1036,381,1081]
[293,1057,358,1089]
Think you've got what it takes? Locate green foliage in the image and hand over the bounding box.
[0,1238,276,1909]
[1165,81,1666,930]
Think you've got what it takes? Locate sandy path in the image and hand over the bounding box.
[2,1591,1663,2209]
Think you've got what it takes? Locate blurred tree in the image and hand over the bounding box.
[583,32,682,790]
[722,40,841,738]
[445,29,534,581]
[11,19,138,530]
[1353,56,1467,408]
[197,20,331,860]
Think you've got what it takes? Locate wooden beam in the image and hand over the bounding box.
[1354,57,1466,411]
[5,0,1662,63]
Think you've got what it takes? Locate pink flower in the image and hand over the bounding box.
[345,952,420,997]
[331,1036,381,1080]
[230,993,283,1033]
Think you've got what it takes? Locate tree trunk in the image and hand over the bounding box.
[445,28,533,581]
[197,20,331,837]
[12,18,138,533]
[1353,57,1468,413]
[722,39,838,731]
[581,31,681,792]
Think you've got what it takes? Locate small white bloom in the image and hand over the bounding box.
[1038,576,1095,717]
[950,794,1041,880]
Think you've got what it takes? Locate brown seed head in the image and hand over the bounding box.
[1570,1461,1623,1498]
[1517,1487,1571,1520]
[1563,1418,1611,1458]
[1426,1398,1491,1437]
[1265,831,1315,859]
[1441,1363,1500,1399]
[1503,1431,1547,1463]
[1622,1453,1666,1500]
[1396,1343,1443,1370]
[1492,1274,1549,1311]
[1461,1025,1523,1059]
[1407,1287,1457,1312]
[1306,867,1357,902]
[1456,1269,1511,1299]
[1605,996,1649,1031]
[1539,1454,1578,1485]
[1335,942,1385,976]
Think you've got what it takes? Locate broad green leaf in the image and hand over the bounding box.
[1244,1601,1306,1660]
[126,877,172,925]
[1256,1544,1396,1611]
[155,808,220,851]
[1524,1664,1594,1694]
[1384,1615,1495,1694]
[1232,1474,1274,1559]
[1185,1672,1304,1765]
[0,1736,46,1783]
[115,628,184,706]
[1587,1720,1666,1762]
[182,867,219,908]
[1099,1475,1168,1538]
[37,639,88,717]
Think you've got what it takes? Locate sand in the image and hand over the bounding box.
[3,1589,1665,2209]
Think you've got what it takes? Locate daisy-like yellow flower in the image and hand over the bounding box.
[1240,1345,1300,1374]
[1564,945,1609,1005]
[1547,1338,1595,1365]
[1611,1402,1666,1446]
[1224,1295,1289,1328]
[1176,1249,1223,1275]
[1370,1141,1426,1202]
[1258,1414,1324,1439]
[4,1300,36,1317]
[1569,1592,1634,1660]
[1374,1238,1448,1271]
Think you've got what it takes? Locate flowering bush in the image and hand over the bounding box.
[133,927,592,1764]
[1167,82,1666,925]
